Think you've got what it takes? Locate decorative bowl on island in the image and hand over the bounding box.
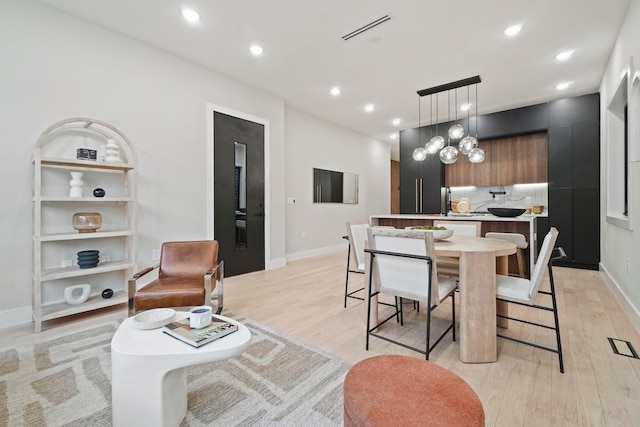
[488,208,526,218]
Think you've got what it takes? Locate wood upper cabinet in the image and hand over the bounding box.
[445,132,547,186]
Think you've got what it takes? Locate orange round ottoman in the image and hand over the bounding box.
[343,355,485,427]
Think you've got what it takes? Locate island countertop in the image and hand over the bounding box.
[370,213,547,223]
[369,213,547,278]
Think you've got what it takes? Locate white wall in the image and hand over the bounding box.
[0,0,390,329]
[285,108,391,260]
[599,0,640,332]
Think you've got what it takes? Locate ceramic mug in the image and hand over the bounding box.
[189,306,212,329]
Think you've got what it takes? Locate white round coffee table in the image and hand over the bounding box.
[111,312,251,427]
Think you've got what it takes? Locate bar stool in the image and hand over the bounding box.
[485,232,528,278]
[344,355,485,427]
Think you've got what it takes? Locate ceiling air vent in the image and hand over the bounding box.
[342,14,391,41]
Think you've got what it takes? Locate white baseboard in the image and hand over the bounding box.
[0,305,32,330]
[286,243,346,263]
[600,263,640,335]
[267,257,287,270]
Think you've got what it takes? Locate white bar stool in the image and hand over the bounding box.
[485,232,528,278]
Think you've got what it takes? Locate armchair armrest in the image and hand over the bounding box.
[127,264,159,317]
[204,260,224,314]
[550,247,567,264]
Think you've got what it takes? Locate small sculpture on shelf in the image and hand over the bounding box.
[104,139,122,163]
[77,250,100,269]
[102,288,114,299]
[93,188,106,197]
[64,283,91,305]
[69,171,84,197]
[72,212,102,233]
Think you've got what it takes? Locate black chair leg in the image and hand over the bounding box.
[344,244,352,308]
[548,263,564,373]
[451,291,456,342]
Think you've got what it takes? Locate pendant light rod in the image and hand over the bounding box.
[417,75,481,97]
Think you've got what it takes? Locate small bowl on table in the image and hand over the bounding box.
[408,226,455,241]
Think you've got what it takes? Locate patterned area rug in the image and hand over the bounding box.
[0,313,351,426]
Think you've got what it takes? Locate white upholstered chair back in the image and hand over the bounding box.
[526,227,559,302]
[367,228,442,307]
[346,222,369,271]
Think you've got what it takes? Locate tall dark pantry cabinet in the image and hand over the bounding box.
[399,127,444,214]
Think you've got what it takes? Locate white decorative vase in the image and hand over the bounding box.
[69,171,84,198]
[64,283,91,305]
[104,139,122,163]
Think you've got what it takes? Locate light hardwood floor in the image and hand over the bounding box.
[3,251,639,426]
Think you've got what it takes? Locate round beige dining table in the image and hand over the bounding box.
[367,234,517,363]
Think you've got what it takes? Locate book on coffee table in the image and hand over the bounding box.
[163,315,238,348]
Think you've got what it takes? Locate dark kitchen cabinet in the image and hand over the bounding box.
[548,93,600,269]
[549,93,600,127]
[573,187,600,266]
[549,188,574,261]
[572,121,600,188]
[548,126,573,187]
[399,128,444,214]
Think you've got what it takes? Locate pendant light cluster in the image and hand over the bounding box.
[412,76,485,164]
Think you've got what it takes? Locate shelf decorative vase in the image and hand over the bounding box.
[64,283,91,305]
[72,212,102,233]
[104,139,122,163]
[69,171,84,197]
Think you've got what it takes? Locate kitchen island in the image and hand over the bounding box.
[370,213,547,278]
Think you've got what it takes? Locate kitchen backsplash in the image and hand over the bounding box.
[449,183,548,214]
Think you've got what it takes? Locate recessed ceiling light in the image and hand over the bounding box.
[555,50,574,61]
[392,118,401,126]
[250,44,264,56]
[460,104,471,111]
[365,104,374,112]
[556,82,571,90]
[181,8,200,23]
[390,133,398,140]
[504,24,522,36]
[330,87,341,96]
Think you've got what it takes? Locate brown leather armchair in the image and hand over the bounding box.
[127,240,224,317]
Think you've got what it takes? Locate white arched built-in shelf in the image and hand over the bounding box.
[33,118,137,332]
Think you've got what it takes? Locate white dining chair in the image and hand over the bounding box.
[344,222,369,306]
[495,227,566,372]
[364,228,457,360]
[344,222,396,307]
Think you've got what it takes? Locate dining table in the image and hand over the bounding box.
[368,234,517,363]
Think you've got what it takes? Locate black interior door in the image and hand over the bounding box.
[213,112,265,277]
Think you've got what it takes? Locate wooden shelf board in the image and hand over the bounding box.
[41,260,134,281]
[38,230,135,242]
[39,158,134,171]
[37,197,135,202]
[40,291,127,320]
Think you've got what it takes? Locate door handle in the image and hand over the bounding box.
[419,178,423,213]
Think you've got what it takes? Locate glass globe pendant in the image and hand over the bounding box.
[459,135,478,155]
[412,147,427,161]
[448,123,465,140]
[439,145,459,164]
[428,135,445,153]
[468,147,485,163]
